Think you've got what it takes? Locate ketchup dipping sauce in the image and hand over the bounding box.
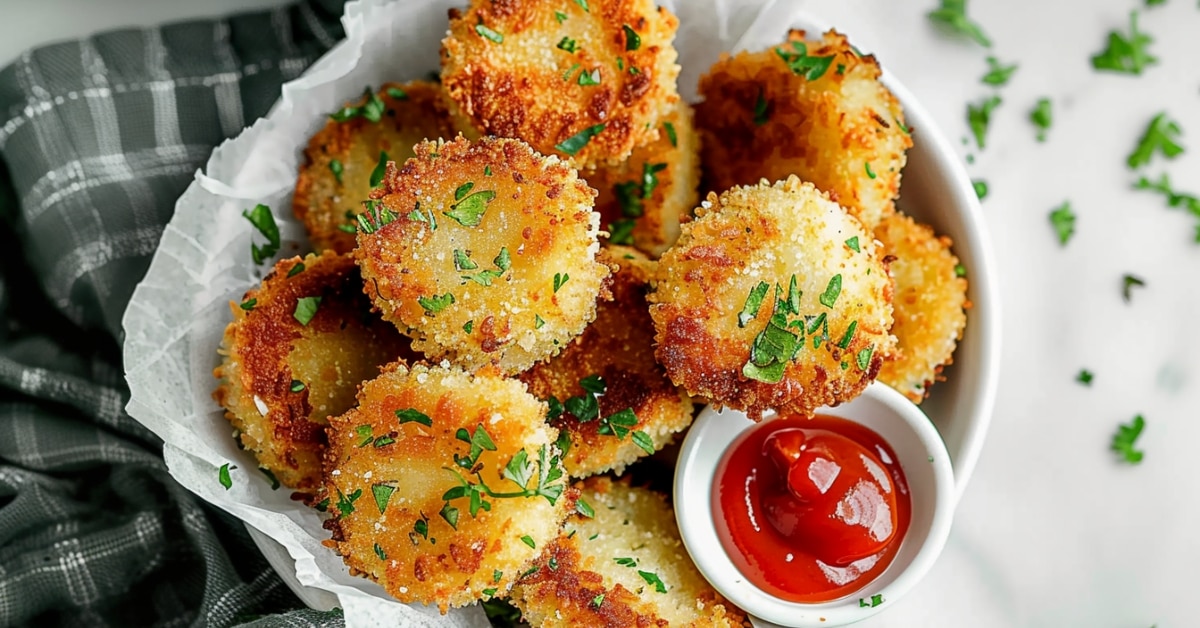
[713,414,911,603]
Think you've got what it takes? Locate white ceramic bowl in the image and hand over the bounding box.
[674,384,956,626]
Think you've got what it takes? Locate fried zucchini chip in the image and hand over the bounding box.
[511,477,748,627]
[519,247,693,477]
[649,176,896,418]
[293,81,458,253]
[213,251,412,495]
[874,212,968,404]
[322,362,572,611]
[354,136,610,374]
[440,0,681,168]
[696,29,911,229]
[584,102,700,257]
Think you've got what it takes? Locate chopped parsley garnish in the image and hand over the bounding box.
[373,435,395,448]
[663,121,677,147]
[1133,173,1200,240]
[1121,274,1146,302]
[615,182,643,218]
[864,162,877,179]
[575,498,595,518]
[967,95,1001,149]
[386,86,407,100]
[819,274,842,308]
[369,151,389,188]
[608,219,636,245]
[453,249,478,271]
[1127,113,1184,169]
[293,296,322,326]
[355,424,374,447]
[556,37,579,53]
[1030,98,1052,142]
[981,56,1018,85]
[578,68,601,86]
[475,24,504,44]
[520,535,536,549]
[614,557,638,567]
[955,264,967,277]
[287,262,305,278]
[494,570,503,583]
[372,543,387,561]
[973,179,989,200]
[774,41,835,80]
[927,0,991,47]
[259,467,280,490]
[573,0,589,11]
[218,463,234,489]
[1049,201,1076,245]
[555,123,605,156]
[623,25,641,50]
[535,314,546,329]
[329,87,385,123]
[358,201,397,234]
[638,570,667,593]
[837,320,858,349]
[444,188,496,227]
[742,277,807,383]
[481,587,496,597]
[845,236,861,252]
[461,247,511,286]
[239,298,257,311]
[591,593,605,608]
[335,487,362,518]
[439,502,460,529]
[631,430,655,455]
[440,443,567,523]
[1112,415,1146,463]
[1091,11,1156,75]
[554,428,571,456]
[738,281,771,327]
[242,204,280,264]
[372,483,395,513]
[753,89,770,125]
[463,320,473,334]
[411,514,430,542]
[329,159,344,183]
[289,380,305,393]
[555,10,568,23]
[562,62,581,82]
[856,346,874,371]
[553,273,569,293]
[418,292,455,314]
[396,408,432,427]
[1077,369,1094,385]
[859,593,884,607]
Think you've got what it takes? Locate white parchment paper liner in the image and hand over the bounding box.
[121,0,847,624]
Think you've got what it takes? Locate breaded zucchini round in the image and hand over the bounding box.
[511,477,748,627]
[649,176,896,418]
[293,81,459,253]
[583,102,700,257]
[354,136,610,374]
[519,247,693,477]
[873,212,968,404]
[213,251,412,495]
[322,362,572,611]
[440,0,681,168]
[695,29,912,229]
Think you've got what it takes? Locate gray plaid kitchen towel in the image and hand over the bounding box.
[0,1,351,625]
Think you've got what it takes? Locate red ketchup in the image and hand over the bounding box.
[713,415,911,603]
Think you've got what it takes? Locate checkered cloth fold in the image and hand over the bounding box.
[0,2,352,625]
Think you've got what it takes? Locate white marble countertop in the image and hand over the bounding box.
[6,1,1198,626]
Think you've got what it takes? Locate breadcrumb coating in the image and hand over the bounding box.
[354,136,610,374]
[695,29,911,228]
[440,0,681,168]
[518,247,693,477]
[213,251,413,496]
[649,176,896,418]
[873,212,968,404]
[293,81,458,253]
[583,102,700,257]
[322,362,572,611]
[511,477,748,627]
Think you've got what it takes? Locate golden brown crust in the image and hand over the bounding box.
[354,135,610,374]
[583,102,700,257]
[212,251,413,495]
[518,246,693,477]
[321,362,571,611]
[293,82,459,253]
[440,0,681,168]
[511,477,749,627]
[873,212,969,403]
[649,177,896,418]
[695,29,912,229]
